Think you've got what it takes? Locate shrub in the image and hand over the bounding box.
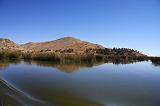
[31,52,61,61]
[0,50,22,59]
[0,51,5,59]
[7,51,22,59]
[22,52,32,59]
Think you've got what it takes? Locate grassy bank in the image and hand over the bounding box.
[30,52,104,63]
[0,51,104,63]
[0,50,22,60]
[0,50,158,64]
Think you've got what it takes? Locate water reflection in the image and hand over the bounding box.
[0,60,20,70]
[0,60,106,106]
[0,94,21,106]
[0,59,160,106]
[0,78,49,106]
[106,59,145,65]
[26,60,104,73]
[150,59,160,67]
[0,79,104,106]
[0,59,151,72]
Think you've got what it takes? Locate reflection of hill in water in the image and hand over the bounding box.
[0,60,21,70]
[26,59,148,72]
[106,59,146,65]
[26,60,105,73]
[0,59,155,72]
[150,60,160,67]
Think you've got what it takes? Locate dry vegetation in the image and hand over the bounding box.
[0,50,22,59]
[0,37,105,62]
[24,52,104,62]
[0,37,158,63]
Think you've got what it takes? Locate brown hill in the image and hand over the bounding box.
[0,37,147,59]
[0,38,23,51]
[22,37,105,53]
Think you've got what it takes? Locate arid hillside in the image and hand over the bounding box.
[0,37,147,59]
[21,37,105,53]
[0,38,23,51]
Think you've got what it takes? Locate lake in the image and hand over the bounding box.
[0,60,160,106]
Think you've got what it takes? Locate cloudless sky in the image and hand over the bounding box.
[0,0,160,56]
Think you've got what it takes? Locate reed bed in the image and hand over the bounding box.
[0,50,156,65]
[0,50,22,59]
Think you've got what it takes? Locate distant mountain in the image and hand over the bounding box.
[0,37,147,58]
[0,38,23,51]
[21,37,105,53]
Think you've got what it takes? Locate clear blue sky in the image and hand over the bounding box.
[0,0,160,56]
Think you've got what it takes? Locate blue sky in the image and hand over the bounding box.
[0,0,160,56]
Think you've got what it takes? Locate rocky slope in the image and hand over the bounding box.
[0,38,23,51]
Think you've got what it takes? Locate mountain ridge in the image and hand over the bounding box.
[21,37,105,53]
[0,37,146,58]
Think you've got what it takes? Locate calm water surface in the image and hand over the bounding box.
[0,60,160,106]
